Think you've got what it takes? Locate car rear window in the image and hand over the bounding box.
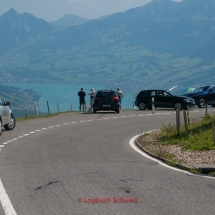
[96,91,116,97]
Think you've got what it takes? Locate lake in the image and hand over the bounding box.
[2,83,136,113]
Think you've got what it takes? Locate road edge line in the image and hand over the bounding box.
[129,134,215,179]
[0,178,17,215]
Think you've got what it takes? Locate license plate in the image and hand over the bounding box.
[103,105,111,107]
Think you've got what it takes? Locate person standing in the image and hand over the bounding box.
[78,88,86,111]
[88,88,95,112]
[116,87,124,110]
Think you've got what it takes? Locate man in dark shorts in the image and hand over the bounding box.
[78,88,86,111]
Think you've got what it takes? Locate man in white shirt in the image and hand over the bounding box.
[116,87,124,110]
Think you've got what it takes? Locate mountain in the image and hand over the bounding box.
[50,14,90,29]
[47,0,215,55]
[0,0,215,92]
[0,8,52,53]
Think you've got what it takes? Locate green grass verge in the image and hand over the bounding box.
[16,111,78,122]
[156,114,215,151]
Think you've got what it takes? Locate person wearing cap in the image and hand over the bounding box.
[78,88,86,111]
[88,88,95,112]
[116,87,124,110]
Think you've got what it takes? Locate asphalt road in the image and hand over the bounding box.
[0,109,215,215]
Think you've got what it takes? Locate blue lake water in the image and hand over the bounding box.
[2,83,136,113]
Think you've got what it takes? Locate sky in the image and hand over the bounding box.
[0,0,182,22]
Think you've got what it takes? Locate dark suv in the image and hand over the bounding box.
[182,85,215,108]
[93,90,120,113]
[135,89,195,110]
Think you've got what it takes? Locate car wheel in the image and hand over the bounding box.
[174,102,182,110]
[115,108,120,113]
[0,119,2,136]
[4,115,16,130]
[211,104,215,108]
[138,103,146,110]
[198,98,206,108]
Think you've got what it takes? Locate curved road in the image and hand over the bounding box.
[0,109,215,215]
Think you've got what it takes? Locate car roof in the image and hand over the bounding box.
[96,90,116,92]
[140,89,167,92]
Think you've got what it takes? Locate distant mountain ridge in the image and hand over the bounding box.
[0,0,215,92]
[0,8,52,53]
[50,14,90,29]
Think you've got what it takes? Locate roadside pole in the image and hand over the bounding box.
[57,101,60,113]
[212,115,215,146]
[205,101,208,117]
[183,110,189,139]
[47,101,51,114]
[34,102,39,116]
[24,102,28,117]
[152,97,155,114]
[176,105,180,136]
[187,105,190,125]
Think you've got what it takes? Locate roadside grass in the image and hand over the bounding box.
[155,114,215,151]
[16,111,78,122]
[137,114,215,174]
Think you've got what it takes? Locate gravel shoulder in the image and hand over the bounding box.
[136,131,215,173]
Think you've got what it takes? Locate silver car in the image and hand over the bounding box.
[0,97,16,135]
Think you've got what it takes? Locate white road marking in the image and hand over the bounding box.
[129,134,215,179]
[0,146,5,148]
[0,178,17,215]
[79,121,85,123]
[104,118,109,120]
[30,132,34,134]
[55,125,61,127]
[42,128,47,130]
[71,122,77,123]
[63,123,69,125]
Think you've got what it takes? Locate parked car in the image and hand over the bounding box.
[182,85,215,108]
[93,90,121,113]
[135,89,195,110]
[0,97,16,135]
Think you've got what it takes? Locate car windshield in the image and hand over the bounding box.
[194,86,211,93]
[96,91,115,97]
[166,92,177,96]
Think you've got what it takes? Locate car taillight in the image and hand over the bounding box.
[112,96,119,101]
[95,97,101,101]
